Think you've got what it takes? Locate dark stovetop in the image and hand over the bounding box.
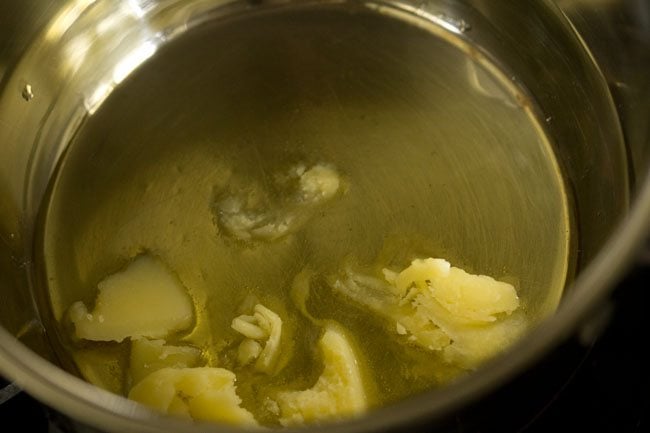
[1,264,648,433]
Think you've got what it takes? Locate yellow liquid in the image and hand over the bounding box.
[36,6,573,424]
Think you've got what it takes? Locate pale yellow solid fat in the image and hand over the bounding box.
[333,257,524,368]
[69,255,194,342]
[429,266,520,323]
[393,258,523,365]
[276,324,367,426]
[216,163,342,241]
[298,164,341,201]
[128,367,257,426]
[231,304,284,374]
[129,338,202,385]
[237,339,263,366]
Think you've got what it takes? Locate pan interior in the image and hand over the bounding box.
[35,4,572,422]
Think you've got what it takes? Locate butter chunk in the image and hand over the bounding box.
[215,163,342,242]
[231,304,283,374]
[129,338,202,385]
[128,367,257,426]
[332,258,524,368]
[393,257,451,294]
[276,324,367,426]
[396,258,519,324]
[430,266,519,323]
[69,255,194,342]
[237,339,262,366]
[298,164,341,202]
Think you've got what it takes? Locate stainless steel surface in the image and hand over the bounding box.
[0,0,649,432]
[37,3,573,412]
[558,0,650,191]
[0,381,21,405]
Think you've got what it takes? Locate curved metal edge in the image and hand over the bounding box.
[0,381,21,405]
[0,1,649,433]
